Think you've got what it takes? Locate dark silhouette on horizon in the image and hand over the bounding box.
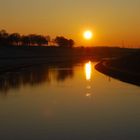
[0,29,140,87]
[0,29,75,48]
[55,36,74,48]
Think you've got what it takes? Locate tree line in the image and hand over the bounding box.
[0,29,74,47]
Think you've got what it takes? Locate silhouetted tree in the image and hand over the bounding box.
[46,35,51,42]
[7,33,21,46]
[54,36,74,47]
[34,35,48,46]
[28,34,35,45]
[0,30,9,46]
[21,34,48,46]
[0,29,74,47]
[21,35,31,46]
[68,39,74,47]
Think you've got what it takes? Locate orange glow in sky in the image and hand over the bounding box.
[0,0,140,47]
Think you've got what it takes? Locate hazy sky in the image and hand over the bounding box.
[0,0,140,47]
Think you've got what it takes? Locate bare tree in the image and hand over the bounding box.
[54,36,74,47]
[8,33,21,46]
[0,30,9,46]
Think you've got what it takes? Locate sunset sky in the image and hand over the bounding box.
[0,0,140,47]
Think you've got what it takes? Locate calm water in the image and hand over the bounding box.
[0,62,140,140]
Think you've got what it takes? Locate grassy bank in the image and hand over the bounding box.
[0,45,138,74]
[95,51,140,86]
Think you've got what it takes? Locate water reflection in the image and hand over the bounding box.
[0,64,74,94]
[85,61,92,98]
[0,62,140,140]
[56,68,74,82]
[85,61,92,81]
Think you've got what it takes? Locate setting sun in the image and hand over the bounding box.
[83,30,93,40]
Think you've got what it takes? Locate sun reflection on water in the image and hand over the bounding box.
[85,61,92,98]
[85,61,92,81]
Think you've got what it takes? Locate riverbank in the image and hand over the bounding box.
[0,46,139,75]
[95,52,140,86]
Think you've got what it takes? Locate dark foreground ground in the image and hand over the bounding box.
[0,45,137,71]
[0,45,140,86]
[95,51,140,86]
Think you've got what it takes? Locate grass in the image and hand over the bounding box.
[95,51,140,86]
